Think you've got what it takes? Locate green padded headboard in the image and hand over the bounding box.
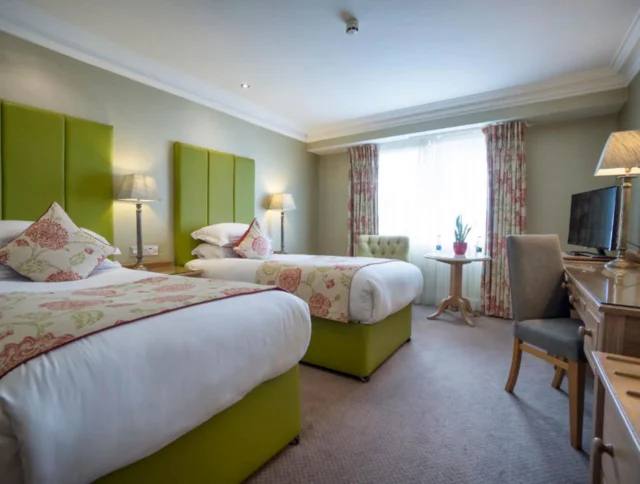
[173,142,255,265]
[0,101,114,242]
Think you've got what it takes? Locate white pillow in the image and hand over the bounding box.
[192,243,239,260]
[191,222,249,247]
[0,220,121,254]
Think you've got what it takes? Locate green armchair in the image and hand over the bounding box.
[355,235,410,262]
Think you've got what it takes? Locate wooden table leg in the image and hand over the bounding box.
[458,297,475,326]
[427,296,453,320]
[427,262,476,326]
[461,297,476,316]
[452,262,475,326]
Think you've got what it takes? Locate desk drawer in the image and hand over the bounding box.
[566,281,600,357]
[600,392,640,484]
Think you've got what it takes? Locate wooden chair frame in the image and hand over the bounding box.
[505,338,586,450]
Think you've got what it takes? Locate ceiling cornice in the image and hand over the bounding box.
[611,8,640,82]
[307,69,628,142]
[2,1,640,145]
[0,0,307,141]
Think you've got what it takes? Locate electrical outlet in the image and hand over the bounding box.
[130,245,159,257]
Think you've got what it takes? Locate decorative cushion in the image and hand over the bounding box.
[0,220,121,254]
[0,202,118,282]
[191,222,249,247]
[192,243,239,260]
[233,218,272,259]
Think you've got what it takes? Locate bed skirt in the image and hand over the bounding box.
[302,304,412,380]
[98,365,300,484]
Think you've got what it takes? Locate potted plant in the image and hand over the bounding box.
[453,215,471,255]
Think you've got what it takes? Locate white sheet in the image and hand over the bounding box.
[0,267,311,484]
[186,254,424,324]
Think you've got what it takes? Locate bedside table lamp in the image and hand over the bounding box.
[269,193,296,254]
[595,130,640,273]
[117,174,159,270]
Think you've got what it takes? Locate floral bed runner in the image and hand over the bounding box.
[0,276,279,380]
[255,256,392,322]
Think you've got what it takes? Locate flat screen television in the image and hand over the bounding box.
[567,186,619,255]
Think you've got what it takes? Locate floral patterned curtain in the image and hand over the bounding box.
[347,145,379,256]
[481,122,526,319]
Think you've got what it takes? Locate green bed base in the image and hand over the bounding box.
[302,305,412,379]
[98,365,300,484]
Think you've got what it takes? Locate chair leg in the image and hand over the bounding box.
[568,360,586,450]
[552,366,565,390]
[504,339,523,393]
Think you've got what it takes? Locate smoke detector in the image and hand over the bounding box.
[346,18,359,35]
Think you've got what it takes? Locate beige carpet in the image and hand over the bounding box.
[248,305,591,484]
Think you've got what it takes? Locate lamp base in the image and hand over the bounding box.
[132,261,147,271]
[605,257,640,273]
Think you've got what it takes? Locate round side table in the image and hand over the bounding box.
[423,252,491,326]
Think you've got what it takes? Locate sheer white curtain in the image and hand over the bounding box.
[379,130,488,308]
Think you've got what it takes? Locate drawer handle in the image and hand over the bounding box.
[590,437,614,482]
[569,294,579,306]
[561,282,567,290]
[579,327,593,338]
[591,438,613,456]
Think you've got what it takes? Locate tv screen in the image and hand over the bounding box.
[568,186,619,250]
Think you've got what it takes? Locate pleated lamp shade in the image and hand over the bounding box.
[269,193,297,211]
[117,174,159,202]
[595,130,640,177]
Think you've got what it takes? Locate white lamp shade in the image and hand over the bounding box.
[117,174,159,202]
[594,130,640,177]
[269,193,296,211]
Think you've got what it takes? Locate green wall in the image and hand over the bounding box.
[618,72,640,245]
[0,31,318,261]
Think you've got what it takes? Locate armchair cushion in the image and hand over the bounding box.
[356,235,409,261]
[514,318,585,361]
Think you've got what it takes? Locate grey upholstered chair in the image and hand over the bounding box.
[505,234,586,450]
[355,235,410,261]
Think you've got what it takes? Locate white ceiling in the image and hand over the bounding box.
[4,0,640,141]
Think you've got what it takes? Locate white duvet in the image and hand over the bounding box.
[186,254,424,324]
[0,267,311,484]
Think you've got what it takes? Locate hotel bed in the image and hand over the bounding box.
[0,265,311,484]
[0,101,311,484]
[187,254,423,324]
[173,142,423,381]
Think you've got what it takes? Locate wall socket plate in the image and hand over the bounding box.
[130,245,159,257]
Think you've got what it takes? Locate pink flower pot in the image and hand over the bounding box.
[453,242,468,255]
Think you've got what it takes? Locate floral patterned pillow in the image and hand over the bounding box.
[233,218,272,260]
[0,202,118,282]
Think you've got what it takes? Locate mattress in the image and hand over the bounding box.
[186,254,424,324]
[0,267,311,484]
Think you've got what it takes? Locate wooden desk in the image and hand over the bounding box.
[564,264,640,480]
[564,263,640,367]
[424,252,490,326]
[590,352,640,484]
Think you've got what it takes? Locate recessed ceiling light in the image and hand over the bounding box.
[240,83,250,89]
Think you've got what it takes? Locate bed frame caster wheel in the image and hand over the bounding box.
[358,376,370,383]
[289,435,300,446]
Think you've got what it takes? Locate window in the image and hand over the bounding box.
[379,130,487,306]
